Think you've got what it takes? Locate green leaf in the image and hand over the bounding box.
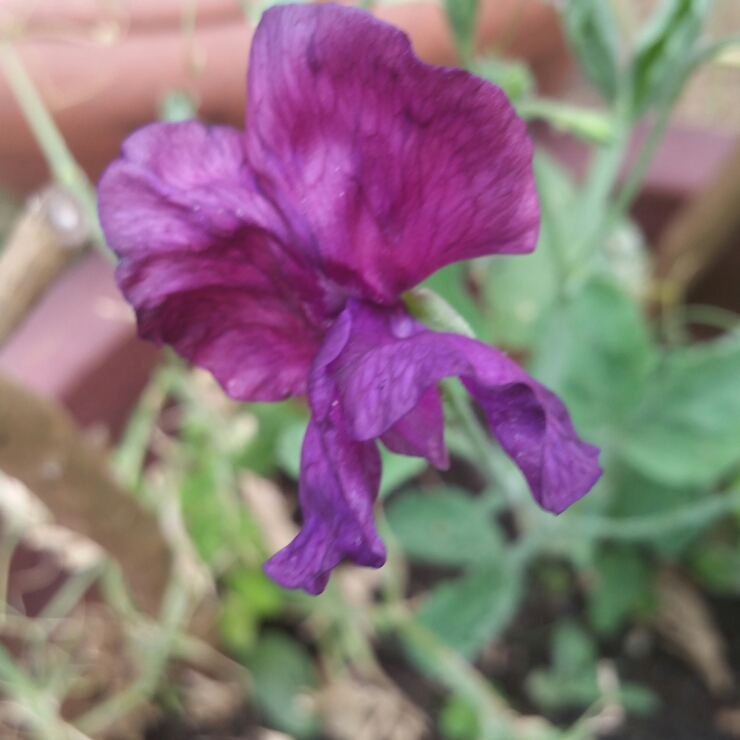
[527,620,660,713]
[238,400,307,476]
[444,0,479,56]
[517,99,615,144]
[484,240,557,350]
[586,547,655,636]
[419,565,523,658]
[484,152,574,350]
[403,283,476,338]
[247,631,320,739]
[552,620,597,677]
[386,488,503,566]
[608,464,703,555]
[158,90,198,122]
[533,150,579,254]
[180,456,260,564]
[620,334,740,487]
[276,419,307,479]
[620,684,661,715]
[219,568,283,654]
[219,569,283,654]
[469,56,535,101]
[379,451,427,498]
[439,694,479,740]
[531,276,654,438]
[526,620,600,710]
[630,0,710,118]
[691,541,740,595]
[563,0,620,101]
[526,670,600,711]
[419,262,486,338]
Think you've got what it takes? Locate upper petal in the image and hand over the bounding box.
[246,4,539,304]
[98,121,337,401]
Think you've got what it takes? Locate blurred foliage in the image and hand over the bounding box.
[564,0,620,102]
[247,630,321,738]
[526,620,659,714]
[2,1,740,739]
[0,185,21,253]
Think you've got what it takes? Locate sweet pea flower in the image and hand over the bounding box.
[98,3,601,594]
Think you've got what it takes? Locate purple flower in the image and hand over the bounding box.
[98,3,601,594]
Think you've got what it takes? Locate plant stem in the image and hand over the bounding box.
[578,118,631,241]
[445,380,531,511]
[112,378,168,493]
[74,565,193,736]
[0,642,92,740]
[375,607,559,740]
[0,43,111,261]
[608,36,740,227]
[609,105,671,221]
[0,533,20,625]
[38,564,105,622]
[681,304,740,333]
[568,487,740,540]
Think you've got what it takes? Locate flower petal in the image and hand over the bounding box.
[263,411,385,594]
[380,387,449,469]
[98,121,336,401]
[246,4,539,304]
[317,301,601,513]
[444,337,602,514]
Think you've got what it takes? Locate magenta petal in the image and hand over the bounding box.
[319,301,468,437]
[319,301,601,513]
[443,336,603,513]
[380,387,449,469]
[263,411,386,594]
[246,4,539,304]
[98,121,334,401]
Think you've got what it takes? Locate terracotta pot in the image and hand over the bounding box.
[0,0,569,193]
[0,252,159,437]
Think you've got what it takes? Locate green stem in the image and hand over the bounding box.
[568,487,740,540]
[609,105,671,221]
[578,117,631,238]
[681,304,740,333]
[75,566,192,736]
[445,380,498,481]
[112,379,168,493]
[377,608,555,740]
[0,43,111,260]
[608,36,740,226]
[0,642,91,740]
[37,564,105,622]
[0,533,20,624]
[445,380,531,511]
[98,562,145,625]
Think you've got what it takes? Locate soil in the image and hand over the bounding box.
[143,578,740,740]
[146,707,262,740]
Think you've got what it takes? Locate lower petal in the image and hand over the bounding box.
[263,409,385,594]
[317,301,601,514]
[380,386,449,469]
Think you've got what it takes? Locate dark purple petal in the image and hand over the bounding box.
[443,336,602,513]
[246,4,539,304]
[263,410,385,595]
[98,121,339,401]
[380,387,449,469]
[317,301,601,513]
